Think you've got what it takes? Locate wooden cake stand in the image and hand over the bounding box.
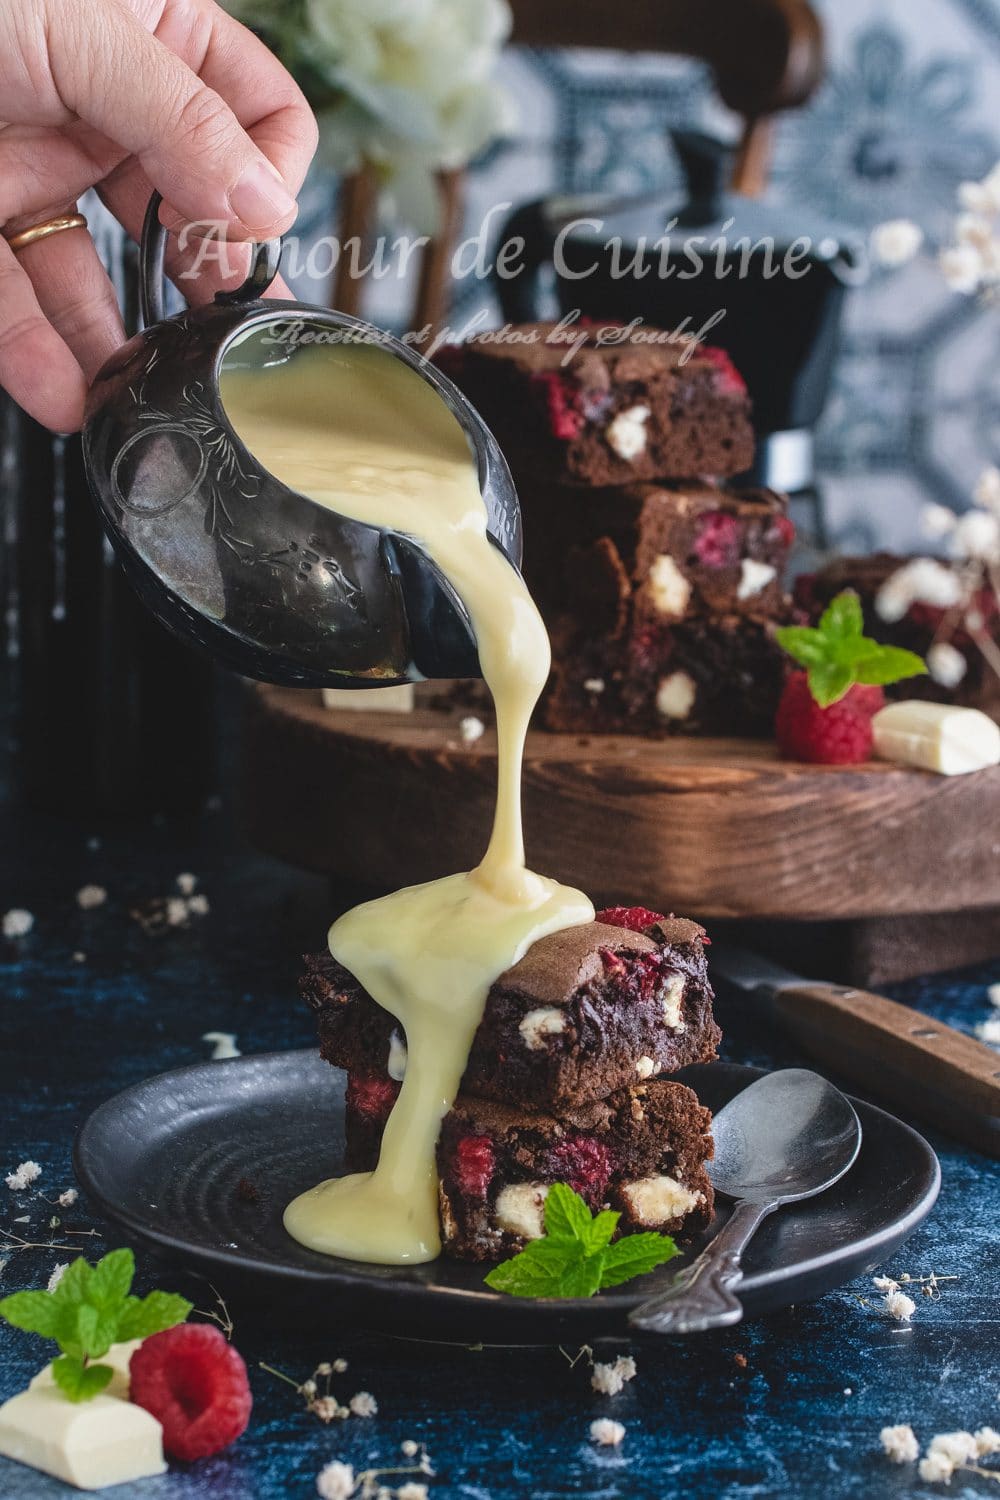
[241,686,1000,984]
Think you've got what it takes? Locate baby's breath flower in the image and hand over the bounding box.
[2,909,34,938]
[311,1397,342,1423]
[951,509,1000,563]
[927,642,968,688]
[591,1355,637,1396]
[928,1432,979,1466]
[316,1460,355,1500]
[5,1161,41,1191]
[872,1275,899,1292]
[76,884,107,910]
[397,1487,429,1500]
[459,716,485,745]
[940,243,987,295]
[988,983,1000,1008]
[333,1357,348,1373]
[302,1379,318,1398]
[47,1263,69,1292]
[316,1362,333,1377]
[349,1391,378,1418]
[883,1290,916,1322]
[880,1424,919,1464]
[919,1450,955,1484]
[400,1440,419,1458]
[589,1418,626,1447]
[176,873,197,895]
[57,1188,78,1208]
[975,1427,1000,1457]
[974,467,1000,514]
[922,502,957,539]
[871,220,924,267]
[976,1017,1000,1046]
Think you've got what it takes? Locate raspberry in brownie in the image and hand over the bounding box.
[344,1078,715,1261]
[543,612,789,737]
[302,910,720,1112]
[436,324,754,487]
[521,480,794,625]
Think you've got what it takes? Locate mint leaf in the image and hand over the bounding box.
[541,1183,592,1243]
[820,589,864,640]
[583,1209,619,1253]
[52,1257,94,1307]
[807,661,854,709]
[51,1356,114,1403]
[773,625,828,668]
[90,1249,135,1309]
[852,645,927,686]
[485,1239,605,1299]
[599,1232,679,1288]
[0,1290,67,1339]
[117,1290,192,1342]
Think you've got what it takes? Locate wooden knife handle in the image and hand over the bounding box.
[773,982,1000,1156]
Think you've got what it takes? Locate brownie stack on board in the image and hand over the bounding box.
[438,323,796,736]
[302,905,719,1261]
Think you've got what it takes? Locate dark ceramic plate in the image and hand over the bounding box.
[74,1053,939,1344]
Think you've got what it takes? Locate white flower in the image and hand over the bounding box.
[187,893,210,917]
[396,1487,428,1500]
[47,1263,69,1292]
[203,1032,241,1060]
[400,1439,419,1457]
[871,220,924,267]
[589,1418,626,1446]
[951,509,1000,563]
[2,909,34,938]
[76,884,107,910]
[975,1427,1000,1456]
[880,1424,919,1464]
[958,163,1000,215]
[975,1017,1000,1046]
[974,466,1000,515]
[316,1362,333,1377]
[176,873,197,895]
[6,1161,41,1190]
[311,1397,343,1422]
[316,1460,355,1500]
[875,559,961,622]
[940,242,987,294]
[165,896,188,927]
[57,1188,78,1208]
[872,1276,899,1292]
[927,642,968,689]
[919,1450,955,1483]
[459,716,485,744]
[921,503,957,540]
[987,982,1000,1008]
[591,1355,637,1396]
[302,1379,318,1398]
[349,1391,377,1417]
[333,1357,348,1373]
[883,1290,916,1321]
[928,1432,979,1466]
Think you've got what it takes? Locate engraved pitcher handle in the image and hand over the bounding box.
[139,191,283,328]
[628,1199,776,1335]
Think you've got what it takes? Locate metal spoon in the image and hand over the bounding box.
[628,1069,862,1335]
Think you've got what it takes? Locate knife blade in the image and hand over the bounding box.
[709,942,1000,1157]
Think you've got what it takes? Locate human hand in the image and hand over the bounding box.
[0,0,318,431]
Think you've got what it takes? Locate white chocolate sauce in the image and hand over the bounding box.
[220,338,592,1263]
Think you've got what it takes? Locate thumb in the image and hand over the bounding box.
[50,0,297,238]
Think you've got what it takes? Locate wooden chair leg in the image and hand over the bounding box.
[333,165,379,316]
[414,169,466,335]
[731,116,774,197]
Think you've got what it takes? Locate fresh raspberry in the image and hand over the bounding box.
[692,512,741,568]
[596,906,665,933]
[346,1072,399,1121]
[531,372,584,440]
[775,672,884,765]
[451,1134,495,1198]
[547,1136,613,1204]
[129,1324,252,1462]
[698,345,747,394]
[769,514,796,549]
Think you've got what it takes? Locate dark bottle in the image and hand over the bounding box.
[1,206,218,818]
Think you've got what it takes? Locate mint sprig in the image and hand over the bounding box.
[0,1248,192,1402]
[776,589,927,707]
[484,1183,678,1299]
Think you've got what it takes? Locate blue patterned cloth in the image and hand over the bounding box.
[1,752,998,1499]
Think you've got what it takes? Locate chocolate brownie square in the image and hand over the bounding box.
[436,324,754,486]
[544,612,789,737]
[521,480,793,625]
[302,908,720,1112]
[344,1077,715,1261]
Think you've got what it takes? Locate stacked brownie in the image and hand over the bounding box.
[302,905,719,1262]
[438,324,795,736]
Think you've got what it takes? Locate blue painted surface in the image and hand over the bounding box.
[1,764,999,1499]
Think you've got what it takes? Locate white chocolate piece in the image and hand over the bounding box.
[635,1055,657,1079]
[737,558,776,600]
[0,1385,165,1491]
[387,1028,408,1082]
[518,1007,567,1049]
[646,555,692,619]
[621,1174,701,1227]
[29,1342,141,1402]
[605,405,650,460]
[495,1183,549,1239]
[321,684,414,713]
[659,972,686,1029]
[872,701,1000,776]
[655,671,697,721]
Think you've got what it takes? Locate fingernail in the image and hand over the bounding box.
[229,159,296,232]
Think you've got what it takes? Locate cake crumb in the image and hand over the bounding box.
[236,1177,259,1203]
[459,716,485,745]
[591,1355,636,1396]
[590,1418,626,1447]
[2,909,34,938]
[76,884,107,910]
[733,1353,748,1370]
[349,1391,378,1418]
[47,1263,69,1293]
[6,1161,41,1190]
[880,1425,919,1464]
[204,1032,241,1060]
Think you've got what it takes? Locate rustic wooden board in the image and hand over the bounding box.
[240,686,1000,923]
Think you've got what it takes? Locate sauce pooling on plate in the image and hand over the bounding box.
[220,335,592,1263]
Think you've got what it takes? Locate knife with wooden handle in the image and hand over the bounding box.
[710,945,1000,1156]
